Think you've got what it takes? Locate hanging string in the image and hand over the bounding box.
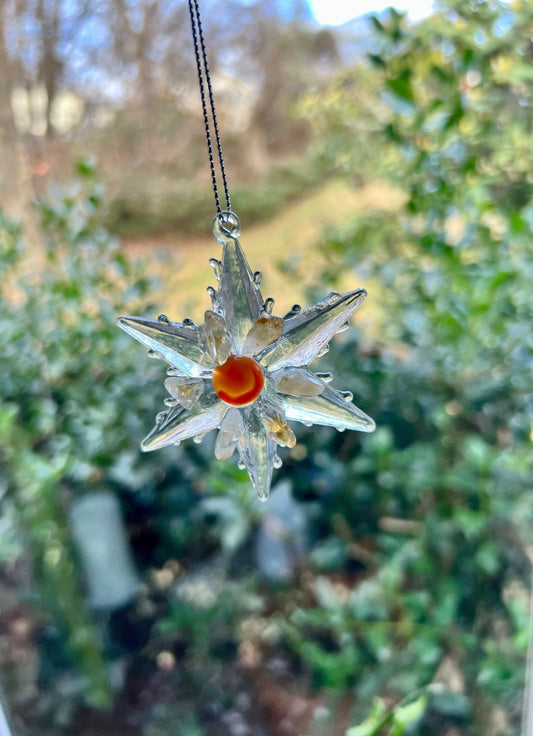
[188,0,231,214]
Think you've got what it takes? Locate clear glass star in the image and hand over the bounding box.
[118,212,375,500]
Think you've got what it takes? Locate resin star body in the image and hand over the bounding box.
[118,212,375,500]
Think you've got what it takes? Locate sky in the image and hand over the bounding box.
[309,0,434,24]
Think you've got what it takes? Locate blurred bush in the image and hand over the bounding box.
[288,1,532,732]
[105,159,325,237]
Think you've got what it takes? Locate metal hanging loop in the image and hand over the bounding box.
[213,211,241,243]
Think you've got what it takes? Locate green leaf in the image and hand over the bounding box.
[76,156,96,178]
[431,65,454,84]
[368,54,386,69]
[386,71,414,103]
[390,692,428,734]
[346,698,388,736]
[369,15,385,33]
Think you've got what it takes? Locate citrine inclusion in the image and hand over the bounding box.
[118,211,375,500]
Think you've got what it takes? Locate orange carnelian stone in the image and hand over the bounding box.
[212,355,264,406]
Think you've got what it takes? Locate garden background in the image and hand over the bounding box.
[0,1,532,735]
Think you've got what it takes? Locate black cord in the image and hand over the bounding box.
[188,0,231,214]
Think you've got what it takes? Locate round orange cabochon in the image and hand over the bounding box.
[212,355,264,406]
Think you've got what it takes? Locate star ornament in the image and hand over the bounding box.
[118,212,375,500]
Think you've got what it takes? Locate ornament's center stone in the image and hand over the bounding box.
[213,355,264,407]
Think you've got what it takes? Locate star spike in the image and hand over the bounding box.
[279,383,375,432]
[117,316,211,377]
[118,211,375,500]
[258,289,367,371]
[142,390,228,451]
[239,405,277,501]
[212,213,264,352]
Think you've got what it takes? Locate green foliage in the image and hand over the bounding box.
[156,578,260,672]
[1,162,177,495]
[0,161,266,720]
[346,690,429,736]
[281,1,533,732]
[106,159,323,237]
[0,406,111,708]
[146,709,204,736]
[297,64,389,182]
[0,161,170,708]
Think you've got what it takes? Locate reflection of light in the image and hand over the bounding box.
[51,91,84,134]
[11,84,48,136]
[310,0,434,25]
[45,547,62,567]
[156,651,176,670]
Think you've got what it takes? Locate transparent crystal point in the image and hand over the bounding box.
[142,391,227,451]
[279,384,375,432]
[164,376,204,410]
[117,316,211,377]
[214,408,245,460]
[242,316,284,357]
[258,289,367,371]
[270,367,325,398]
[215,227,264,352]
[202,310,233,365]
[238,406,277,501]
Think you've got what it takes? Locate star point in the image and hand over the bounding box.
[118,212,374,499]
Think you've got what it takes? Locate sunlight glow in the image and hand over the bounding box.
[310,0,434,25]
